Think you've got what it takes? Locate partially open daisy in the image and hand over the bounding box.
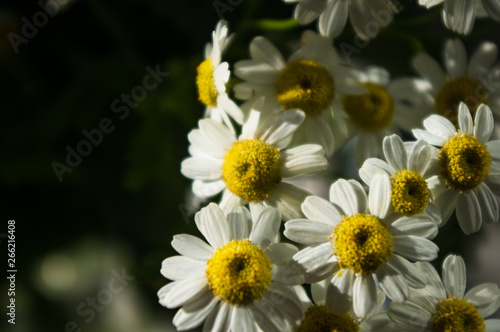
[197,20,243,132]
[413,102,500,234]
[412,39,500,126]
[283,0,397,40]
[360,134,440,222]
[388,254,500,331]
[295,279,394,331]
[181,100,328,220]
[284,174,438,318]
[233,30,365,157]
[419,0,500,34]
[340,66,432,164]
[158,203,304,331]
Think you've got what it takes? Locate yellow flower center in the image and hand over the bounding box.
[331,214,393,275]
[435,76,488,127]
[295,305,360,332]
[391,170,429,216]
[432,297,485,332]
[222,139,281,202]
[342,83,394,131]
[205,239,272,306]
[438,134,491,191]
[196,58,218,107]
[275,60,335,116]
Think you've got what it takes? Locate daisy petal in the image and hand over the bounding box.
[485,319,500,331]
[326,269,355,315]
[412,53,445,91]
[234,60,278,84]
[163,278,208,308]
[486,140,500,159]
[230,306,256,332]
[195,203,230,248]
[353,274,378,319]
[468,41,498,77]
[250,37,286,70]
[377,264,410,303]
[172,295,218,331]
[330,179,367,216]
[408,139,432,174]
[456,191,482,234]
[369,173,391,219]
[193,179,226,197]
[219,189,246,213]
[476,183,500,223]
[474,104,494,142]
[383,134,407,171]
[434,189,459,227]
[161,256,206,281]
[172,234,215,260]
[280,154,328,178]
[464,283,500,318]
[458,102,473,135]
[284,219,333,244]
[387,254,426,288]
[423,115,456,140]
[302,196,343,226]
[444,39,467,80]
[265,110,305,148]
[181,157,222,180]
[294,0,324,24]
[443,254,466,299]
[318,0,348,38]
[413,128,447,147]
[393,235,439,261]
[359,158,394,186]
[250,206,281,249]
[388,301,432,330]
[415,261,446,299]
[227,206,252,240]
[265,182,310,221]
[443,0,476,34]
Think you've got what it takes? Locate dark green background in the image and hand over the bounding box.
[1,0,499,330]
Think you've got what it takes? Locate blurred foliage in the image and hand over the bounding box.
[0,0,499,330]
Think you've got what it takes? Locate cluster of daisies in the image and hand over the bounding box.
[159,1,500,331]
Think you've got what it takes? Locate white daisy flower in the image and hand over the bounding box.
[196,20,243,132]
[340,66,432,164]
[233,30,365,157]
[283,0,397,40]
[388,254,500,331]
[181,99,328,220]
[360,134,441,222]
[411,38,500,126]
[419,0,500,35]
[284,174,439,319]
[413,102,500,234]
[158,203,304,332]
[294,279,395,331]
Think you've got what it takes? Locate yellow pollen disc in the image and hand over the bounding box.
[295,305,360,332]
[342,83,394,131]
[222,139,281,202]
[331,214,393,275]
[275,60,335,116]
[196,58,218,107]
[432,297,485,332]
[438,133,491,191]
[205,239,272,306]
[391,170,429,216]
[435,76,489,127]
